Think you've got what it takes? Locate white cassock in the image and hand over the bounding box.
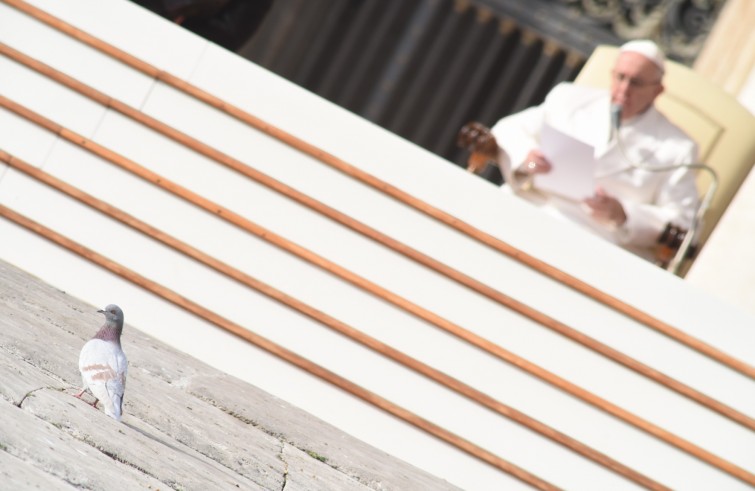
[491,82,699,261]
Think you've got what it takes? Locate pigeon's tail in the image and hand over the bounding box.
[105,393,123,421]
[101,376,124,421]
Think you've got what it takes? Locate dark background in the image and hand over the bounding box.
[131,0,723,167]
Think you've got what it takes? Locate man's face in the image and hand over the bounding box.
[610,52,664,120]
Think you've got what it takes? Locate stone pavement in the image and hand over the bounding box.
[0,259,461,491]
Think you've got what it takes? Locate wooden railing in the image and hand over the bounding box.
[3,91,755,484]
[2,54,755,491]
[238,0,593,161]
[0,146,678,489]
[5,0,752,385]
[1,48,754,435]
[0,199,563,491]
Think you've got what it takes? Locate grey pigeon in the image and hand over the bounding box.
[75,304,128,421]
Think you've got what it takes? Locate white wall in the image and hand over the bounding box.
[685,71,755,312]
[686,164,755,317]
[685,0,755,316]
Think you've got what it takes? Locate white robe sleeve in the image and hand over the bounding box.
[490,104,545,172]
[615,140,700,248]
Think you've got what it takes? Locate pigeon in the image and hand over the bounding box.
[75,304,128,421]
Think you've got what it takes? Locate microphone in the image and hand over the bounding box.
[610,103,623,133]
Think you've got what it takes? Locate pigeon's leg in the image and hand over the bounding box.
[73,389,98,408]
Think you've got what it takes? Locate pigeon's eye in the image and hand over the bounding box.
[110,309,116,314]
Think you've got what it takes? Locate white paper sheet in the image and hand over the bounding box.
[534,123,598,201]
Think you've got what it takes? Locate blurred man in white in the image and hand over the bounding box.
[475,40,699,262]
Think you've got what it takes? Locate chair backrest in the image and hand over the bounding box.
[575,45,755,252]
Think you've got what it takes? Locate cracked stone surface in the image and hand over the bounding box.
[0,259,461,490]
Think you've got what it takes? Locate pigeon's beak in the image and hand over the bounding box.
[97,309,105,314]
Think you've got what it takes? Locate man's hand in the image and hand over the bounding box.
[583,188,627,226]
[518,150,552,175]
[457,122,498,174]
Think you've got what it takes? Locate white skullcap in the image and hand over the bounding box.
[619,39,665,72]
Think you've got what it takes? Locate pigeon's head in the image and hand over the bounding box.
[98,304,124,330]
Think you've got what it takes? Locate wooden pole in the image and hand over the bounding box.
[3,0,751,384]
[2,48,753,434]
[0,151,678,489]
[3,109,755,485]
[0,202,561,491]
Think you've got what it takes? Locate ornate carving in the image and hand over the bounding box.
[555,0,726,64]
